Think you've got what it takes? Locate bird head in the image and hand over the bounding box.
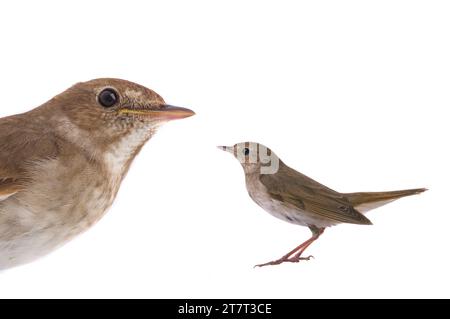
[38,78,195,172]
[48,78,194,134]
[217,142,280,175]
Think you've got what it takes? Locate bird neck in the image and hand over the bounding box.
[51,113,156,179]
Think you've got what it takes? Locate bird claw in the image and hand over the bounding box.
[287,255,314,263]
[254,261,281,268]
[254,255,314,268]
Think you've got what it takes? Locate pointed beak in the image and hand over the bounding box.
[119,105,195,121]
[217,145,234,153]
[151,105,195,121]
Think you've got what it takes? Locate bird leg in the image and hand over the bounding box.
[254,227,325,268]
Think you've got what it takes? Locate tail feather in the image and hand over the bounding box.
[345,188,427,213]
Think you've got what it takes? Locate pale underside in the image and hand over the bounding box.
[352,199,397,214]
[0,122,154,270]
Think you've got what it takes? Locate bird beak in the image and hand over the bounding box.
[217,145,234,153]
[153,105,195,121]
[119,105,195,121]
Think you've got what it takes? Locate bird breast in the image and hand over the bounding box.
[0,156,119,270]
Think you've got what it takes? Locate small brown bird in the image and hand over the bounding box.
[219,142,426,267]
[0,78,194,270]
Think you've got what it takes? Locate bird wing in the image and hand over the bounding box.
[0,176,22,201]
[259,165,372,225]
[0,113,60,201]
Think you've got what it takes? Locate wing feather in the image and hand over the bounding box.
[0,177,22,201]
[0,113,60,201]
[260,164,372,225]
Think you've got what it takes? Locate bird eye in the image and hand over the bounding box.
[243,148,250,156]
[98,88,118,107]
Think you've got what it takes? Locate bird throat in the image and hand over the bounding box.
[103,124,156,180]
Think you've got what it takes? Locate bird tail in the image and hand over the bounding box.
[345,188,427,213]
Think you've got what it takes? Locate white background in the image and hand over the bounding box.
[0,1,448,298]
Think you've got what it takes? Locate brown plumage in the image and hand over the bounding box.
[219,142,427,267]
[0,78,194,270]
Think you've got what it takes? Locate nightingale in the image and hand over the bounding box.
[0,78,194,270]
[218,142,427,267]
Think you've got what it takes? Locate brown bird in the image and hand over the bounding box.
[218,142,426,267]
[0,78,194,270]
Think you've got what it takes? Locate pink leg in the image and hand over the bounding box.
[254,227,325,268]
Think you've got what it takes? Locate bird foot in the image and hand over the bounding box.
[254,255,314,268]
